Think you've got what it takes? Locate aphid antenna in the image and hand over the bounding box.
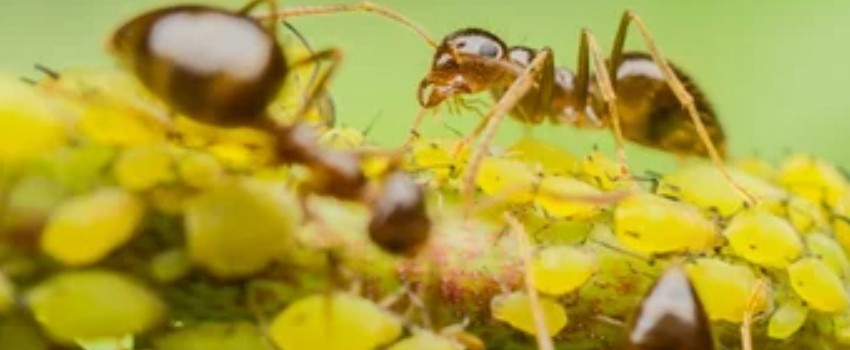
[586,237,651,264]
[361,110,383,137]
[33,63,60,80]
[19,77,37,86]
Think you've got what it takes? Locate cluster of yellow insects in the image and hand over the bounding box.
[2,1,850,349]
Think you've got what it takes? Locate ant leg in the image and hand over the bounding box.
[573,29,631,177]
[608,10,758,205]
[256,1,438,48]
[460,49,552,212]
[239,0,279,37]
[741,279,767,350]
[286,48,344,125]
[504,213,555,350]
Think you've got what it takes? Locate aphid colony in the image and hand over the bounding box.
[1,1,849,350]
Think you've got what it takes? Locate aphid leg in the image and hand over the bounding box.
[573,29,630,177]
[461,49,551,213]
[257,1,438,48]
[504,212,555,350]
[608,11,757,205]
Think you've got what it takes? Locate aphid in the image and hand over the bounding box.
[787,257,849,313]
[628,266,713,350]
[685,258,766,323]
[530,245,598,296]
[410,11,756,208]
[268,292,403,350]
[767,297,808,340]
[722,207,803,269]
[614,192,716,254]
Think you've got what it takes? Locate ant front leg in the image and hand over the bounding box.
[608,10,758,205]
[460,49,552,213]
[573,28,631,178]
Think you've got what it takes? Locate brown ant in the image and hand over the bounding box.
[108,0,431,257]
[407,11,757,209]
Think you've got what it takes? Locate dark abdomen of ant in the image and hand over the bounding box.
[110,5,288,128]
[600,52,725,158]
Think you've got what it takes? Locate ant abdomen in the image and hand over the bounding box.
[110,5,287,128]
[606,52,725,158]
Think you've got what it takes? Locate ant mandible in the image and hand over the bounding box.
[109,0,432,257]
[409,11,758,210]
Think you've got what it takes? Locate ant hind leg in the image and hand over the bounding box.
[607,11,757,205]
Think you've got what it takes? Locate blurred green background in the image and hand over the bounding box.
[3,0,850,172]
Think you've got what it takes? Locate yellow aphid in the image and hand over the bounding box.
[491,292,568,336]
[534,176,606,219]
[686,258,765,322]
[723,208,802,269]
[77,101,166,147]
[113,143,175,191]
[319,126,366,151]
[41,188,145,266]
[531,245,597,295]
[407,138,462,181]
[768,298,808,339]
[46,69,170,146]
[614,192,716,254]
[0,272,13,314]
[149,249,192,283]
[26,270,164,342]
[0,76,66,164]
[658,163,786,216]
[475,157,538,204]
[507,138,577,176]
[788,258,849,312]
[783,195,828,233]
[269,293,402,350]
[173,117,276,169]
[805,232,850,278]
[153,321,270,350]
[578,151,620,190]
[734,156,777,181]
[177,151,224,189]
[387,332,459,350]
[778,153,850,208]
[185,178,301,278]
[834,217,850,254]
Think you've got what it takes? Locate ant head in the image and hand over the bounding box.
[418,28,510,108]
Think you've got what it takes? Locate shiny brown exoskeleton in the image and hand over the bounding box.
[109,0,432,256]
[628,266,714,350]
[368,171,431,256]
[418,30,724,158]
[412,11,756,208]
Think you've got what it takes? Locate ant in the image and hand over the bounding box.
[108,0,431,257]
[406,10,758,210]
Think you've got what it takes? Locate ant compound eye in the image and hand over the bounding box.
[447,29,506,60]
